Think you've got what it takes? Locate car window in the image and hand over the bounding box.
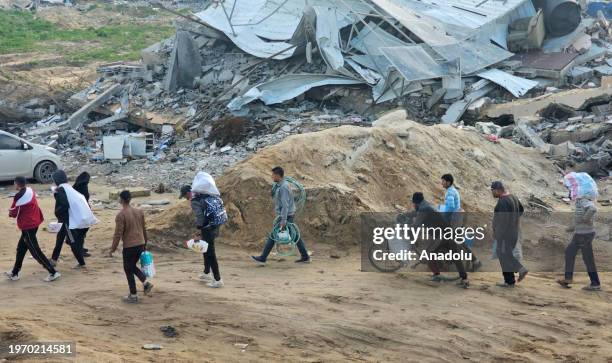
[0,135,23,150]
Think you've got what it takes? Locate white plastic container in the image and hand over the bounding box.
[186,239,209,253]
[48,222,63,233]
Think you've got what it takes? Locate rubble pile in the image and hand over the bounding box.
[7,0,611,184]
[148,110,564,247]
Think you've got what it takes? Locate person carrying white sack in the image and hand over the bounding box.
[180,172,228,288]
[51,170,98,270]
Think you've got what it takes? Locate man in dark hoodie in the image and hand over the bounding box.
[51,171,91,265]
[51,170,93,269]
[412,192,469,288]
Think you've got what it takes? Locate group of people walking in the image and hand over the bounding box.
[4,161,602,303]
[408,164,601,291]
[5,170,96,283]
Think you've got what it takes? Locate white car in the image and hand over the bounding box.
[0,130,62,183]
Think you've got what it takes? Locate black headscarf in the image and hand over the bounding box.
[52,170,68,186]
[73,171,91,202]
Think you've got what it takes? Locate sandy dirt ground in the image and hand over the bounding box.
[0,183,611,362]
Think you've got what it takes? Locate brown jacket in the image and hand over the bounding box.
[111,206,147,251]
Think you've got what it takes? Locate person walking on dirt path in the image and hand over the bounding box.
[491,181,528,288]
[252,166,310,265]
[109,190,153,304]
[412,192,469,288]
[51,171,92,265]
[51,170,97,270]
[5,177,61,282]
[180,171,227,288]
[557,162,601,291]
[440,174,482,272]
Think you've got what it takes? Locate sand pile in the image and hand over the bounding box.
[149,110,564,248]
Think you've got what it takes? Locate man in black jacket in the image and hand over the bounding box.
[51,170,87,269]
[51,171,91,265]
[491,181,528,287]
[412,192,469,288]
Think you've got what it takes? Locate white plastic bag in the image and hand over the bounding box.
[48,222,63,233]
[191,172,220,196]
[563,172,598,201]
[186,239,209,253]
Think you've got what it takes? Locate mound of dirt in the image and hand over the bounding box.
[149,110,564,248]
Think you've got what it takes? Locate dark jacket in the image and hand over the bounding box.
[73,172,90,202]
[52,170,70,225]
[493,194,524,242]
[54,186,70,225]
[413,201,451,252]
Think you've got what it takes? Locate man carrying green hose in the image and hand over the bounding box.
[252,166,310,265]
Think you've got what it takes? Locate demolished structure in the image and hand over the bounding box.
[10,0,610,180]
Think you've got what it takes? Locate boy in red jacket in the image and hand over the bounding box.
[5,177,61,282]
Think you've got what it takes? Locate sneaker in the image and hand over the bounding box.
[582,284,602,291]
[294,257,311,264]
[496,282,516,288]
[143,282,154,296]
[50,259,57,267]
[83,252,91,258]
[457,279,470,289]
[251,256,266,266]
[122,294,139,304]
[72,264,86,270]
[199,272,212,281]
[5,272,19,281]
[43,272,61,282]
[430,274,443,282]
[518,268,529,283]
[556,278,572,289]
[207,279,224,288]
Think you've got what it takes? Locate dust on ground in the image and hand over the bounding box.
[0,183,611,362]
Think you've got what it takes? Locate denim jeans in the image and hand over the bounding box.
[259,215,308,261]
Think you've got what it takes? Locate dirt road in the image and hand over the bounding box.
[1,185,611,362]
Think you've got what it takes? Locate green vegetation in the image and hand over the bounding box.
[0,9,174,62]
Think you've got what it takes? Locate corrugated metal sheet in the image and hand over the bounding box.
[195,0,369,59]
[432,38,514,75]
[477,68,538,97]
[396,0,535,30]
[350,22,408,56]
[380,46,459,82]
[227,74,363,110]
[370,0,458,46]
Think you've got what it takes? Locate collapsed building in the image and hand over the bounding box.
[10,0,611,179]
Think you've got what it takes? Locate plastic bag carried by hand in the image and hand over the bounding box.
[563,172,598,201]
[140,250,156,278]
[186,239,209,253]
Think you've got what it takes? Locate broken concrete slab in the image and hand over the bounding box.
[442,80,495,124]
[549,141,576,157]
[164,31,203,91]
[68,84,122,128]
[514,121,549,152]
[486,77,612,118]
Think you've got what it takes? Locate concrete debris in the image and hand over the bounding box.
[7,0,612,185]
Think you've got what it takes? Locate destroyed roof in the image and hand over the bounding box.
[188,0,551,111]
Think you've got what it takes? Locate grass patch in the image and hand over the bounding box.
[0,9,174,62]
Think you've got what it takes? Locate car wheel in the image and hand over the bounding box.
[34,161,57,184]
